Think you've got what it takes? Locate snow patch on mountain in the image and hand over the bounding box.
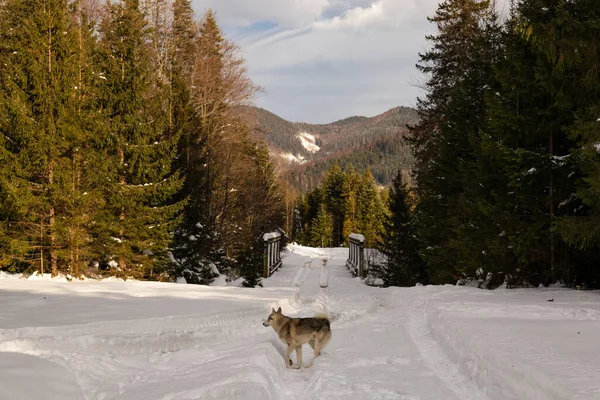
[297,132,320,153]
[280,152,306,164]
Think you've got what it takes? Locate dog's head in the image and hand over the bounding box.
[263,307,282,327]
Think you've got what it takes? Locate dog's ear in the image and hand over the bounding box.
[277,307,282,313]
[271,307,275,313]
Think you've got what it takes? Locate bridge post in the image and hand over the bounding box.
[346,233,365,277]
[263,232,283,278]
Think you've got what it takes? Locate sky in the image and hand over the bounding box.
[190,0,510,124]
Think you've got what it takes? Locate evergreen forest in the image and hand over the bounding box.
[1,0,599,290]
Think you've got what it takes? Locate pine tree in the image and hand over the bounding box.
[61,0,110,277]
[529,0,600,287]
[97,0,183,279]
[380,172,427,286]
[171,0,199,172]
[297,187,324,245]
[410,0,499,283]
[480,0,583,286]
[171,9,271,284]
[311,204,333,248]
[321,163,346,246]
[234,139,284,287]
[356,169,384,248]
[0,0,87,276]
[342,168,362,242]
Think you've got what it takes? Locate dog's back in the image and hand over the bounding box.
[282,314,331,348]
[296,315,330,334]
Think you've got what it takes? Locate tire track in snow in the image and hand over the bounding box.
[0,306,280,356]
[277,255,326,400]
[405,308,492,400]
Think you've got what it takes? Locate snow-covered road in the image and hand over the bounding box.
[1,244,599,399]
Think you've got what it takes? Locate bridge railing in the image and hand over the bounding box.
[346,233,365,278]
[263,232,282,278]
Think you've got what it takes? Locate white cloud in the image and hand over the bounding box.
[192,0,330,28]
[316,1,385,30]
[193,0,510,123]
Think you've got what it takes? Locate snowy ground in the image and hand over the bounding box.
[1,245,599,400]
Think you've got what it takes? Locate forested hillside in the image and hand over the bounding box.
[240,105,418,191]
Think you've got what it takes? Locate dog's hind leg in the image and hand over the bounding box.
[292,345,302,369]
[305,339,322,368]
[285,344,294,368]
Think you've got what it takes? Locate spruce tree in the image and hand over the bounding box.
[356,169,384,248]
[171,0,199,172]
[170,9,275,284]
[531,0,600,287]
[311,204,333,248]
[61,0,109,277]
[97,0,183,279]
[410,0,499,283]
[172,10,230,283]
[0,0,86,276]
[381,172,427,286]
[298,187,324,245]
[481,0,581,286]
[342,168,362,242]
[322,163,346,246]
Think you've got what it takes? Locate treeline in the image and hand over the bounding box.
[295,164,386,249]
[0,0,284,285]
[398,0,600,288]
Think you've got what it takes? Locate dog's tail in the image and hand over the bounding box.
[314,313,330,321]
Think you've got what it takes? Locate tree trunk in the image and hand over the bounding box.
[549,130,556,283]
[49,162,58,277]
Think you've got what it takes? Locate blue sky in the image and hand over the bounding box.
[191,0,509,124]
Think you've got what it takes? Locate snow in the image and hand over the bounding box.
[1,244,600,400]
[297,132,320,153]
[559,194,577,209]
[263,231,281,240]
[348,233,365,242]
[280,152,306,164]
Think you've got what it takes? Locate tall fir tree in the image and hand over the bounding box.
[97,0,183,279]
[528,0,600,287]
[321,163,346,246]
[356,169,384,248]
[311,204,333,248]
[61,0,109,277]
[297,187,324,245]
[380,172,427,286]
[341,168,362,241]
[0,0,91,276]
[170,9,276,285]
[481,0,581,286]
[410,0,499,283]
[171,0,199,172]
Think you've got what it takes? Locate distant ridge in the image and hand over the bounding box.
[237,105,419,192]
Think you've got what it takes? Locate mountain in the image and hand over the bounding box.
[238,106,419,192]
